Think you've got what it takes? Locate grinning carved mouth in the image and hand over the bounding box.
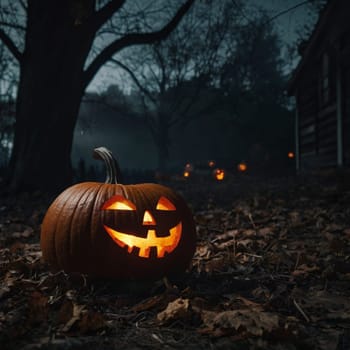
[103,222,182,258]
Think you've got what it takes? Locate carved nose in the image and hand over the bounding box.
[143,210,156,225]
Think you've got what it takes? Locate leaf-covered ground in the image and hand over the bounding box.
[1,175,350,349]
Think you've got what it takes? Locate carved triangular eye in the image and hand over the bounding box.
[143,210,156,225]
[156,196,176,211]
[102,195,136,210]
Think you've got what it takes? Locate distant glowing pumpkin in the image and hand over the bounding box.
[237,162,247,172]
[40,147,196,280]
[288,152,295,159]
[185,163,194,172]
[208,160,215,168]
[213,168,225,181]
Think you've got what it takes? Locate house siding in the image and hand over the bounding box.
[289,1,350,172]
[342,45,350,165]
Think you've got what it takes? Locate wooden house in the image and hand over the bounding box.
[288,0,350,172]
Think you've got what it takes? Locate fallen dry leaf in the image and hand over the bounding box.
[27,291,49,324]
[61,303,85,332]
[78,310,106,333]
[157,298,192,324]
[202,308,279,337]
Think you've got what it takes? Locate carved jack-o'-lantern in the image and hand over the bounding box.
[102,195,181,258]
[40,147,196,280]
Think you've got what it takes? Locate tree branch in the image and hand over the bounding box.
[110,58,158,105]
[169,80,203,121]
[169,93,223,128]
[0,21,26,31]
[153,45,167,93]
[18,0,27,11]
[264,1,310,25]
[0,28,22,62]
[83,93,142,121]
[88,0,126,33]
[82,0,195,89]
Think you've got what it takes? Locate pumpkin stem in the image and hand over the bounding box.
[93,147,122,184]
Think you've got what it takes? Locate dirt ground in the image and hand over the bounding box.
[1,174,350,349]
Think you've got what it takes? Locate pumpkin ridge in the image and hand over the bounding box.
[74,183,105,272]
[60,184,94,270]
[126,185,143,225]
[89,183,116,261]
[42,190,70,268]
[49,188,80,269]
[135,185,150,226]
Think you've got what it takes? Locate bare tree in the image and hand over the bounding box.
[0,0,194,192]
[108,1,244,172]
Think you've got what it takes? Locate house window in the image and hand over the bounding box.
[320,51,330,105]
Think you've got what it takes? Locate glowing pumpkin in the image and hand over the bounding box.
[237,162,247,172]
[208,160,215,168]
[288,152,295,159]
[40,147,196,280]
[213,168,225,181]
[183,170,190,178]
[184,163,194,172]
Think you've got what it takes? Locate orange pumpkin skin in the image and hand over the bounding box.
[40,149,196,280]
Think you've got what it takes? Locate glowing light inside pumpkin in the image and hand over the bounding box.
[143,210,156,225]
[214,169,225,181]
[104,222,182,258]
[237,162,247,172]
[288,152,295,159]
[102,195,182,258]
[156,196,176,211]
[102,195,136,210]
[183,171,190,178]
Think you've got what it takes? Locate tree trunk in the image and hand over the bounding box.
[157,145,168,174]
[4,0,194,192]
[155,113,169,174]
[8,1,94,193]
